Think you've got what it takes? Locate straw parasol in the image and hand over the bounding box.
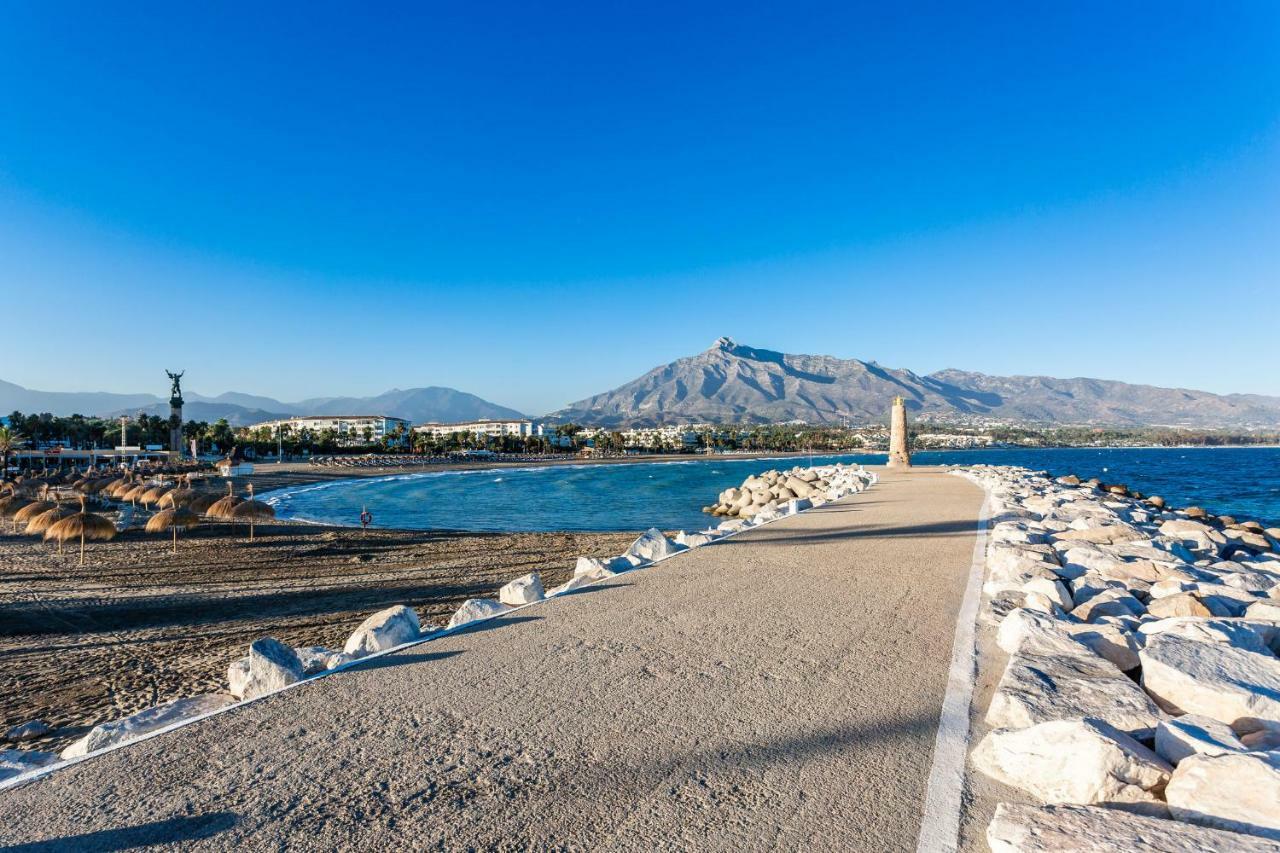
[206,483,243,520]
[45,496,117,566]
[188,490,222,515]
[229,484,274,540]
[121,483,152,505]
[0,485,32,532]
[27,505,75,539]
[13,494,58,526]
[146,506,200,553]
[139,485,170,508]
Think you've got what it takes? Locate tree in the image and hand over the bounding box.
[0,425,24,481]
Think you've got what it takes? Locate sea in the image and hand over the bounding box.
[259,447,1280,533]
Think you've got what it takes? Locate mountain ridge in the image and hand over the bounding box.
[549,337,1280,429]
[0,380,525,426]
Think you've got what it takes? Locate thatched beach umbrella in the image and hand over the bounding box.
[146,506,200,553]
[188,490,222,515]
[105,478,135,499]
[139,485,170,508]
[0,486,32,532]
[206,483,242,520]
[121,483,152,506]
[229,484,274,540]
[13,495,58,527]
[45,497,117,566]
[27,505,75,539]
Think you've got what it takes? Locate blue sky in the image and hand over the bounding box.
[2,2,1277,414]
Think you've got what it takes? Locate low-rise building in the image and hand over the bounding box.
[248,415,411,446]
[413,419,545,440]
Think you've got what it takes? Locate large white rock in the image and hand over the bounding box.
[61,694,234,759]
[1166,751,1280,840]
[986,802,1280,852]
[1138,617,1275,655]
[548,573,595,596]
[1146,593,1212,619]
[987,648,1162,736]
[0,748,57,782]
[1247,600,1280,621]
[1154,715,1246,765]
[972,718,1171,813]
[1072,588,1145,623]
[498,572,546,606]
[240,637,305,701]
[343,605,422,657]
[1160,519,1226,555]
[1140,633,1280,724]
[446,598,510,629]
[292,646,338,676]
[574,556,617,579]
[997,608,1140,671]
[674,530,716,548]
[5,720,51,742]
[1023,577,1073,611]
[626,528,683,562]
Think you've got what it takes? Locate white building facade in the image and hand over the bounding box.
[249,415,411,445]
[412,419,545,440]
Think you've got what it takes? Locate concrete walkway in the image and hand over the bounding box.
[0,468,983,852]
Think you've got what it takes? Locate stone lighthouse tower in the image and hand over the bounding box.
[887,396,911,468]
[166,370,185,456]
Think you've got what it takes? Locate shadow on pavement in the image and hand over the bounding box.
[0,811,239,852]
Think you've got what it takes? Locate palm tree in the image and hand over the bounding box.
[0,425,24,483]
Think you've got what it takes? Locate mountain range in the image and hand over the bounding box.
[550,337,1280,429]
[0,379,524,426]
[6,338,1279,430]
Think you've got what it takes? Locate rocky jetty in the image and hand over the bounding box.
[958,464,1280,846]
[703,464,875,520]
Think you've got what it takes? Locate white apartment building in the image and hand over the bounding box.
[249,415,411,445]
[412,419,545,440]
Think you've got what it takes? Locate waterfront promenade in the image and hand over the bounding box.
[0,468,984,851]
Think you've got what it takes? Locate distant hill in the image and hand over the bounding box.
[0,379,524,426]
[549,337,1280,429]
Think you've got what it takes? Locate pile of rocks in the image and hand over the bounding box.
[703,464,876,520]
[957,464,1280,848]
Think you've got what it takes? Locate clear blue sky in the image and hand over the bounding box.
[2,2,1277,414]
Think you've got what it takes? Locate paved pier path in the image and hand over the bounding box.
[0,467,983,852]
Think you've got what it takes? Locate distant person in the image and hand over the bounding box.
[360,507,372,531]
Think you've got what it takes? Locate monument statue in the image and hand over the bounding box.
[887,396,911,468]
[165,370,185,455]
[166,370,185,406]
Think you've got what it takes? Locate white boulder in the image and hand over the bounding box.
[674,530,716,548]
[446,597,510,629]
[972,718,1171,813]
[0,748,57,782]
[987,648,1162,736]
[1165,751,1280,840]
[626,528,682,562]
[1139,633,1280,724]
[5,720,51,742]
[292,646,337,676]
[499,572,546,606]
[344,605,422,657]
[574,556,617,579]
[239,637,305,701]
[1154,715,1246,765]
[986,802,1280,852]
[61,694,234,759]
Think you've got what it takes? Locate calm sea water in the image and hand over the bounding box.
[260,447,1280,533]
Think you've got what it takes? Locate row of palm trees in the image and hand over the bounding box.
[0,470,275,565]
